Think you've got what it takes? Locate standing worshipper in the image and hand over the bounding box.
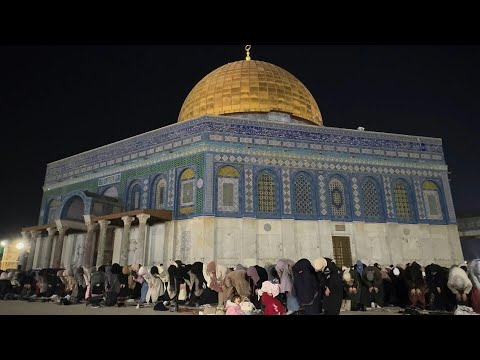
[313,257,343,315]
[292,259,322,315]
[275,259,299,314]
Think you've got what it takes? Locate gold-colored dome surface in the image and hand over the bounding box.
[178,60,322,126]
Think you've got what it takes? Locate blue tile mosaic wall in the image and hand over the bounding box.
[39,116,455,226]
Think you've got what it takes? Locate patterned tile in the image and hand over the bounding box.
[245,166,253,212]
[351,177,361,217]
[413,179,426,219]
[282,169,291,214]
[205,154,214,213]
[168,169,175,208]
[383,176,395,218]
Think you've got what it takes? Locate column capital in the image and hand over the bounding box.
[85,221,99,231]
[136,214,151,224]
[29,230,41,238]
[47,227,57,236]
[21,231,31,240]
[122,216,135,226]
[98,219,111,230]
[58,227,69,236]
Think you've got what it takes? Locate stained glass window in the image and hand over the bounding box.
[47,199,58,224]
[258,173,276,213]
[394,180,412,221]
[179,168,195,215]
[217,166,240,212]
[155,178,167,209]
[329,178,346,217]
[294,173,314,216]
[130,184,141,211]
[422,180,443,220]
[362,178,381,218]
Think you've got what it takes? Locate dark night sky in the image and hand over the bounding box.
[0,44,479,240]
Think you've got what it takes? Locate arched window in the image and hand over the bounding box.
[361,178,383,220]
[155,178,167,209]
[422,180,443,220]
[293,173,315,218]
[46,199,58,224]
[61,196,85,221]
[394,179,414,222]
[257,172,277,215]
[129,184,142,211]
[328,177,347,218]
[102,186,119,199]
[179,168,196,215]
[217,166,240,213]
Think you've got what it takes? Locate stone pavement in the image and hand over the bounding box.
[0,300,411,315]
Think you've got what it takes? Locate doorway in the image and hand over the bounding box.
[331,236,353,268]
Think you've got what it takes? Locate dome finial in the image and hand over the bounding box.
[245,45,252,61]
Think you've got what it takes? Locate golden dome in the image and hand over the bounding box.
[178,60,323,126]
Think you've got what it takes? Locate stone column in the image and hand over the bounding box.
[135,214,151,266]
[82,221,98,267]
[95,220,111,267]
[51,226,68,268]
[19,231,30,270]
[26,231,40,270]
[120,216,134,266]
[43,227,56,268]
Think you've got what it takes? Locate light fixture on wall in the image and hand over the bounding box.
[0,240,7,247]
[15,242,25,250]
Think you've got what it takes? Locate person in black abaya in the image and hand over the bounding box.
[292,259,322,315]
[313,257,343,315]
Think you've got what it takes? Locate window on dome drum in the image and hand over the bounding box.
[394,180,413,221]
[362,178,381,219]
[155,178,167,209]
[217,166,240,212]
[179,168,196,215]
[258,173,276,213]
[46,199,58,224]
[329,177,347,218]
[332,236,353,269]
[130,184,141,211]
[422,180,443,220]
[293,173,314,217]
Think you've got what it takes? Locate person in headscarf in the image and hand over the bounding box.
[275,259,299,314]
[137,266,149,304]
[187,262,205,306]
[118,265,131,299]
[292,259,322,315]
[447,265,472,306]
[204,261,229,305]
[258,281,285,315]
[404,262,427,309]
[313,257,343,315]
[74,267,86,302]
[246,265,268,309]
[424,263,449,311]
[354,260,366,278]
[342,266,362,311]
[360,265,384,309]
[220,270,251,307]
[144,266,165,304]
[35,269,49,297]
[468,259,480,313]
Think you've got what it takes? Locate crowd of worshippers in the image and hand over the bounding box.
[0,258,479,315]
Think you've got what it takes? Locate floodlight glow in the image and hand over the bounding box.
[0,240,6,246]
[15,242,25,250]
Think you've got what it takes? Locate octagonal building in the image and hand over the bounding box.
[19,52,464,271]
